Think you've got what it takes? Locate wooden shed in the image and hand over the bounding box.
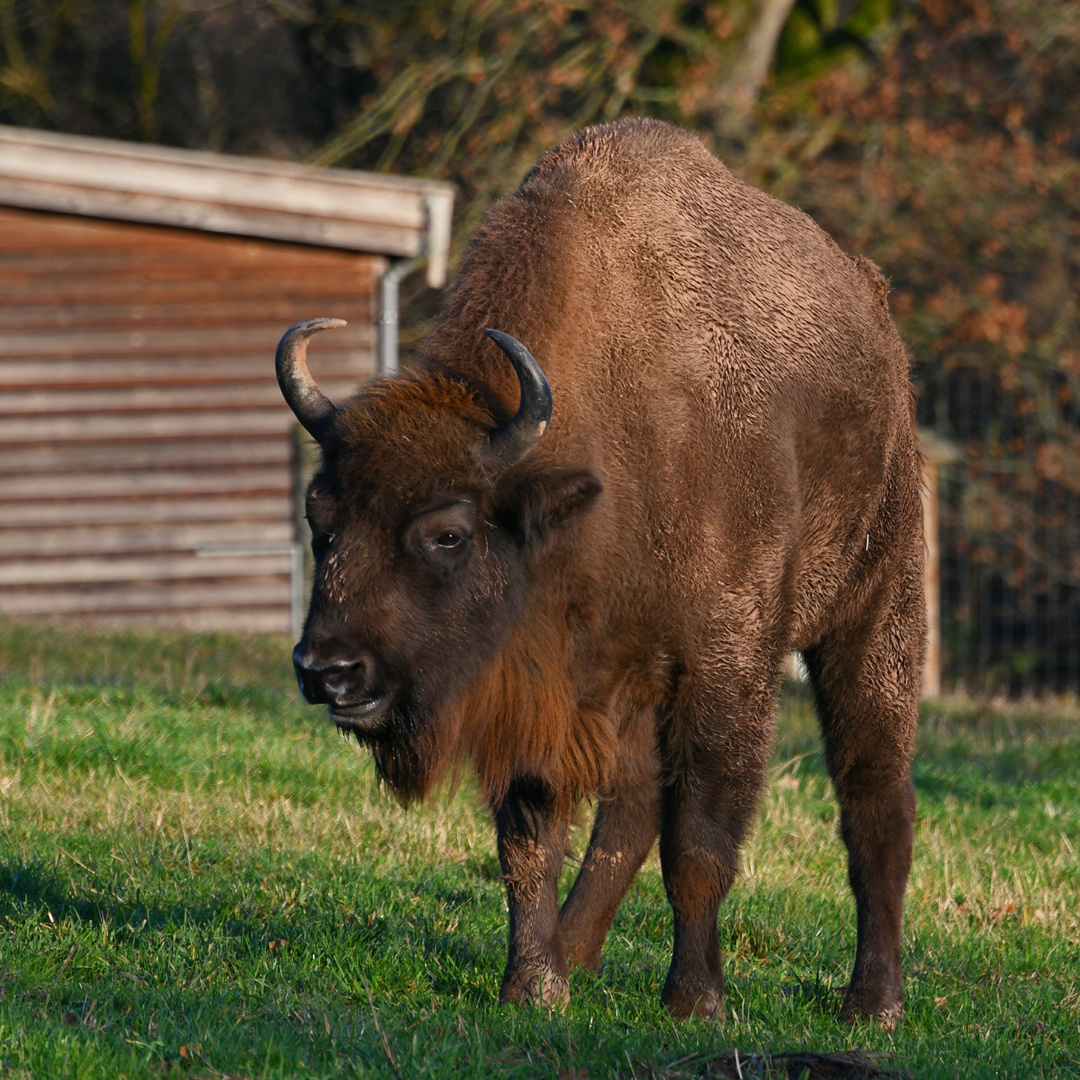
[0,126,454,635]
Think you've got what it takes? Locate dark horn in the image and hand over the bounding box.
[484,329,553,468]
[275,318,345,441]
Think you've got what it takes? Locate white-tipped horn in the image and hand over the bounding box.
[483,329,553,468]
[275,318,346,441]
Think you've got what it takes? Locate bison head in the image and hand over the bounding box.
[276,319,600,799]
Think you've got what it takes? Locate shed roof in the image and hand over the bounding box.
[0,126,455,287]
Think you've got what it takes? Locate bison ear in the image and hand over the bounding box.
[497,468,602,547]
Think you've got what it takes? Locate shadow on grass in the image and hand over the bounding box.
[778,680,1080,807]
[687,1050,910,1079]
[2,675,305,722]
[0,618,297,697]
[0,859,311,948]
[0,858,501,1003]
[912,722,1080,806]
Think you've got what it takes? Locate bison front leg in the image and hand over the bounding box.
[495,779,571,1008]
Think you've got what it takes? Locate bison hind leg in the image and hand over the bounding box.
[657,667,780,1021]
[560,722,662,972]
[802,563,923,1027]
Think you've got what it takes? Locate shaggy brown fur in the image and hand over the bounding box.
[287,118,925,1024]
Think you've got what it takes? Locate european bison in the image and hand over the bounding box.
[278,118,925,1025]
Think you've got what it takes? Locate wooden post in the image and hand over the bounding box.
[921,457,942,698]
[919,429,960,699]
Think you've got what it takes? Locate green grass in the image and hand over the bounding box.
[1,619,1079,1079]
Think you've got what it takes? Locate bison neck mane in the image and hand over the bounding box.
[454,606,619,812]
[359,602,619,813]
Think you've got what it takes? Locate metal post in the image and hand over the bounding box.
[377,256,422,375]
[290,542,304,642]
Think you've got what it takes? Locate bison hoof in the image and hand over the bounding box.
[661,980,725,1021]
[840,987,904,1031]
[500,968,570,1010]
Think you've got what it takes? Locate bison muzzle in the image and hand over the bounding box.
[278,118,925,1026]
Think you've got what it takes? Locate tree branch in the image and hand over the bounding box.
[726,0,798,117]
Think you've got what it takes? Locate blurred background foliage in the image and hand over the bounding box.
[1,0,1075,377]
[2,0,1079,691]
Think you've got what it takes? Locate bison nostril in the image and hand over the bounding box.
[293,645,382,708]
[322,660,364,700]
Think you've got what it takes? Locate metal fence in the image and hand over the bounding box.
[917,362,1080,697]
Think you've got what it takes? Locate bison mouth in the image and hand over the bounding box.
[329,692,396,733]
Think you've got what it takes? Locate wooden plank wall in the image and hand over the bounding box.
[0,205,378,633]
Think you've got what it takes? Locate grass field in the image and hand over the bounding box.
[1,619,1078,1079]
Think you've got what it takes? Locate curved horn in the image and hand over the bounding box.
[275,318,345,441]
[483,329,553,468]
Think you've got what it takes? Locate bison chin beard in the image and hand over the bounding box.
[339,697,453,806]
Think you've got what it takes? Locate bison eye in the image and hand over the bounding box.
[405,500,477,572]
